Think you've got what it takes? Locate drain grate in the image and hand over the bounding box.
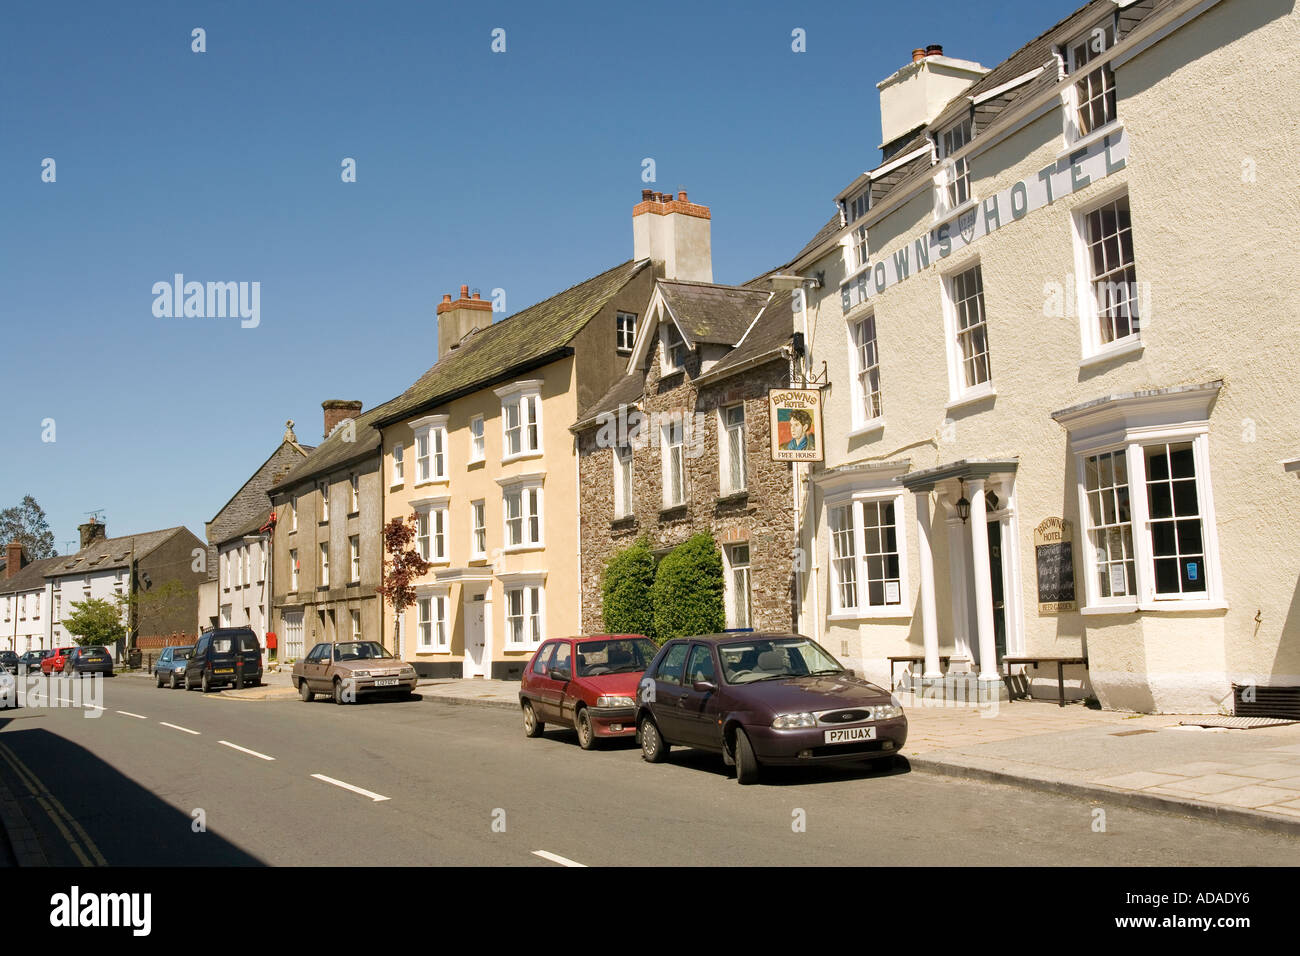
[1179,716,1299,730]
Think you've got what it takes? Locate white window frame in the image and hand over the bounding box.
[415,587,451,653]
[500,478,544,551]
[1072,189,1143,365]
[391,443,405,487]
[494,381,544,462]
[723,542,753,630]
[502,577,546,650]
[319,480,330,522]
[349,535,360,583]
[349,474,359,513]
[616,311,638,354]
[848,313,884,433]
[1062,20,1118,147]
[660,322,689,374]
[471,500,487,559]
[719,404,747,495]
[933,116,974,219]
[411,414,450,485]
[469,415,485,463]
[661,416,687,508]
[613,444,635,519]
[289,548,299,591]
[289,496,297,531]
[319,542,330,588]
[826,491,910,620]
[350,609,362,640]
[941,261,995,407]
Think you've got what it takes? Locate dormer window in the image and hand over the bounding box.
[847,188,870,223]
[935,117,973,215]
[1065,22,1117,141]
[661,323,689,374]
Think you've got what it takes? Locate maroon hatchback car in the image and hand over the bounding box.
[520,635,658,749]
[635,632,908,784]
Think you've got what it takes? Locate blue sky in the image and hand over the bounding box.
[0,0,1081,552]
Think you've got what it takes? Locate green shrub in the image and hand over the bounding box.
[602,538,657,640]
[651,532,725,641]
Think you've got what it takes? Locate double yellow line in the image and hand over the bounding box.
[0,741,106,866]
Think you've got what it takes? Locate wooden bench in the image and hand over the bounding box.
[887,655,951,687]
[1001,656,1088,707]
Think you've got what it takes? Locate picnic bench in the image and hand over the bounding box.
[1000,656,1088,707]
[887,655,951,687]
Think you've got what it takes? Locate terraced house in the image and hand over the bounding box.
[790,0,1299,713]
[374,251,657,678]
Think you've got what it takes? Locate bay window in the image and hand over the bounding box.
[495,381,544,459]
[827,494,907,617]
[411,414,449,483]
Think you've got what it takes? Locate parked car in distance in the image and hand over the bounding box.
[635,632,908,785]
[292,641,418,704]
[184,627,263,692]
[69,645,114,677]
[153,645,194,688]
[41,646,77,676]
[0,652,17,675]
[0,669,14,708]
[520,635,658,749]
[17,650,47,673]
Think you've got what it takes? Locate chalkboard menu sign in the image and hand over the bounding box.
[1034,517,1076,612]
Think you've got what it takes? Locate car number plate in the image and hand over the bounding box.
[214,668,234,674]
[824,726,876,744]
[374,678,399,687]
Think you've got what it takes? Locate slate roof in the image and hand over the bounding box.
[215,509,274,547]
[373,259,653,428]
[0,556,64,595]
[46,528,190,578]
[572,372,647,431]
[271,399,398,492]
[696,286,793,383]
[658,280,771,347]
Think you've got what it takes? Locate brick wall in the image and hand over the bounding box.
[577,348,797,634]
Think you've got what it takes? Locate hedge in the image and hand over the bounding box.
[650,532,725,641]
[601,537,657,641]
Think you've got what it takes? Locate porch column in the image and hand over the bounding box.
[967,478,999,682]
[914,489,942,680]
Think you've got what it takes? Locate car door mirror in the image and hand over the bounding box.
[845,668,857,678]
[549,669,569,682]
[692,680,716,693]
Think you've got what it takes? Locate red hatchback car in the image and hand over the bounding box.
[520,635,658,749]
[41,646,77,675]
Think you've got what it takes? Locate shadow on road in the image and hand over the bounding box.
[0,716,266,866]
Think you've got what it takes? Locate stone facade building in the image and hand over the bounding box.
[574,274,800,636]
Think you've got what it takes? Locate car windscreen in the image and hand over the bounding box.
[333,642,391,662]
[576,639,657,677]
[718,638,844,685]
[173,647,193,660]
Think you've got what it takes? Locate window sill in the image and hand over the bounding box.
[318,520,329,527]
[501,452,543,466]
[347,511,359,520]
[390,482,405,490]
[1081,600,1228,615]
[847,418,885,440]
[932,196,980,228]
[827,608,911,622]
[716,491,748,506]
[413,479,449,489]
[1078,336,1143,369]
[659,504,689,521]
[467,457,485,468]
[347,580,360,588]
[611,515,637,529]
[414,648,452,656]
[502,544,543,555]
[945,384,996,412]
[1058,119,1124,162]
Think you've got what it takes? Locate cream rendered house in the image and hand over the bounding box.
[791,0,1300,713]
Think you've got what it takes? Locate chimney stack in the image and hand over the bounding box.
[632,187,712,282]
[78,518,107,551]
[5,541,24,579]
[876,45,988,154]
[436,284,493,359]
[322,400,363,439]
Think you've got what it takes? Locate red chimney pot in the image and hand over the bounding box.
[912,48,926,62]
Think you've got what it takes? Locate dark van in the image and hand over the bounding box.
[184,627,263,692]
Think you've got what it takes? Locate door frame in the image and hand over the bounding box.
[461,588,490,679]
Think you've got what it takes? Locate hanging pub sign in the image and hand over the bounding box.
[1034,517,1076,613]
[768,388,824,462]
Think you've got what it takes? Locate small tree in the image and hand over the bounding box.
[602,538,657,641]
[0,495,56,560]
[375,515,432,653]
[117,579,193,640]
[651,532,725,641]
[63,598,127,648]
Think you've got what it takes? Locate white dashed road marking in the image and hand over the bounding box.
[219,741,275,761]
[533,850,586,867]
[116,711,147,719]
[310,774,390,802]
[160,721,200,735]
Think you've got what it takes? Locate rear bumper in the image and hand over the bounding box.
[745,717,908,765]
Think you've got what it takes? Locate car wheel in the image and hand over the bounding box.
[169,672,179,690]
[155,672,164,688]
[522,701,544,738]
[184,671,193,691]
[575,707,596,750]
[734,729,760,785]
[298,680,315,703]
[332,678,345,705]
[201,672,210,694]
[639,717,669,763]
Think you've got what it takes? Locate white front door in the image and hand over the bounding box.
[463,593,488,679]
